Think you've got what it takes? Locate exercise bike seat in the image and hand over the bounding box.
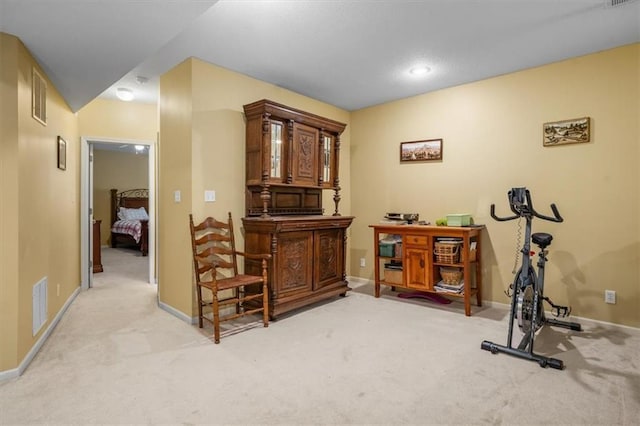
[532,232,553,249]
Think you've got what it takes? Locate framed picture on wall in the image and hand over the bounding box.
[57,136,66,170]
[543,117,590,146]
[400,139,443,162]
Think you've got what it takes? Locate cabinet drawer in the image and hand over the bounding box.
[405,235,428,247]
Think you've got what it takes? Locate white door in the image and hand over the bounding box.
[88,143,95,288]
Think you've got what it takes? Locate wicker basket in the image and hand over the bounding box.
[440,267,463,285]
[434,241,460,264]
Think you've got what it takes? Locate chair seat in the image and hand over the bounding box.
[200,274,265,291]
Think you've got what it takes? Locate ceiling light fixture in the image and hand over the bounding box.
[409,65,431,76]
[135,76,148,85]
[116,87,134,101]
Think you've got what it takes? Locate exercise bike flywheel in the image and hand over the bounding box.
[517,285,544,334]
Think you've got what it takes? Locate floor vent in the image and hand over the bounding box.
[32,277,48,336]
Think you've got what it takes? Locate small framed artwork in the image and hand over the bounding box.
[543,117,590,146]
[57,136,66,170]
[400,139,443,162]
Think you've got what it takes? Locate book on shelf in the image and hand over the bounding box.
[434,280,464,293]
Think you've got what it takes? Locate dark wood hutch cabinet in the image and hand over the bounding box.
[242,99,354,319]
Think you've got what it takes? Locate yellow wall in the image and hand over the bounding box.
[350,44,640,327]
[158,58,351,318]
[78,98,157,141]
[0,33,79,371]
[0,33,21,371]
[92,150,149,245]
[159,59,194,316]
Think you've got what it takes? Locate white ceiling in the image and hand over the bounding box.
[1,0,639,112]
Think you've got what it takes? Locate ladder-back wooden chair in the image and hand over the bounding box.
[189,213,271,343]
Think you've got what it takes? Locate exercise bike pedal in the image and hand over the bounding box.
[543,296,571,318]
[553,305,571,318]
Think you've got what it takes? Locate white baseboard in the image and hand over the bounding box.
[0,286,81,382]
[159,301,197,325]
[346,276,639,331]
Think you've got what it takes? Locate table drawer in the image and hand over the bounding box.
[405,234,428,247]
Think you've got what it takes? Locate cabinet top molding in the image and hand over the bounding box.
[243,99,346,135]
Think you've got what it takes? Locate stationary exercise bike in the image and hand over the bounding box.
[481,188,581,370]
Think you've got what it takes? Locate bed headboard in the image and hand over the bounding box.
[110,188,149,225]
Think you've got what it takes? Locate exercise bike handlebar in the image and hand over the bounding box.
[490,204,518,221]
[541,203,563,223]
[490,188,563,223]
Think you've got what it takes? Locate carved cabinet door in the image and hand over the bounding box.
[313,229,344,290]
[290,122,319,186]
[275,231,314,297]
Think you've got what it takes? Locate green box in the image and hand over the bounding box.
[378,242,395,257]
[447,214,471,227]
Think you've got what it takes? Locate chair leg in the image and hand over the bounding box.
[262,280,269,328]
[212,290,221,344]
[261,259,269,328]
[196,285,204,328]
[262,260,269,327]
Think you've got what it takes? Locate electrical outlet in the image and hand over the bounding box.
[204,190,216,202]
[605,290,616,304]
[360,258,366,268]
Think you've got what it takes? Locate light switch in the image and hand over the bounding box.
[174,190,181,203]
[205,190,216,202]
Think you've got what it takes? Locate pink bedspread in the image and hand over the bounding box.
[111,220,142,243]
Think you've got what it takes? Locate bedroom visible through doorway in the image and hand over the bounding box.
[80,137,156,292]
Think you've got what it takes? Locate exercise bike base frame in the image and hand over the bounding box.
[547,317,582,332]
[481,315,581,369]
[481,340,564,370]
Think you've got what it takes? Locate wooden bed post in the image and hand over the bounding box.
[110,189,118,224]
[110,189,118,248]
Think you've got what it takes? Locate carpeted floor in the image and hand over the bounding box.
[0,247,639,425]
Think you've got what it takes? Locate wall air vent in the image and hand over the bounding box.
[32,67,47,125]
[32,277,48,336]
[607,0,637,7]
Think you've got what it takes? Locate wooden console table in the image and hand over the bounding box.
[370,224,484,316]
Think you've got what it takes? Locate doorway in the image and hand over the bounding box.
[80,137,156,290]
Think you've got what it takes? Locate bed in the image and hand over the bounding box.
[110,188,149,256]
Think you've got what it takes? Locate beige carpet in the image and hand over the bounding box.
[1,247,639,425]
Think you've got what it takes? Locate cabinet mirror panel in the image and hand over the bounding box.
[323,135,332,184]
[270,121,283,179]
